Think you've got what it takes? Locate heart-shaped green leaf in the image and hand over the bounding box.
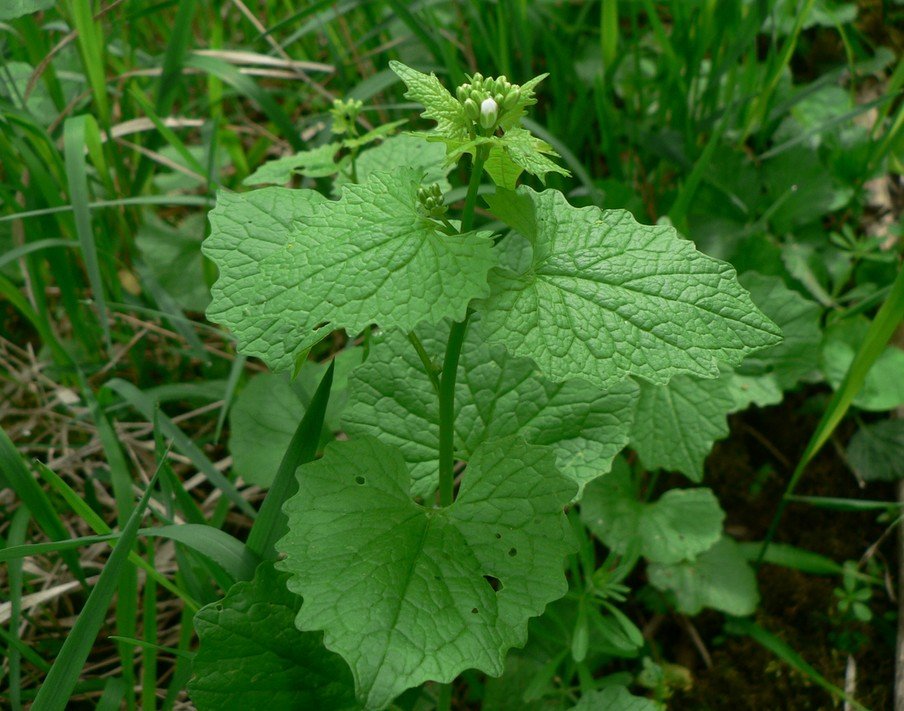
[479,188,782,389]
[189,563,356,711]
[580,459,724,563]
[342,322,637,499]
[203,168,496,372]
[276,436,576,709]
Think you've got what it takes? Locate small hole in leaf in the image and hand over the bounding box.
[495,532,502,539]
[215,604,224,612]
[315,321,330,330]
[508,547,517,557]
[483,575,502,592]
[355,476,365,485]
[471,608,479,614]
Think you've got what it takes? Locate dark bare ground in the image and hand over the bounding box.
[671,391,896,710]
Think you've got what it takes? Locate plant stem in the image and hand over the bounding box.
[408,331,440,395]
[461,147,487,233]
[437,149,486,507]
[438,682,452,711]
[438,317,468,507]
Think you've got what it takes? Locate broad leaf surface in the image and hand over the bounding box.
[389,61,469,147]
[204,168,496,372]
[135,213,209,312]
[484,127,570,188]
[277,436,576,709]
[188,563,356,711]
[647,537,759,616]
[725,272,822,411]
[821,316,904,411]
[334,134,452,193]
[0,0,54,20]
[847,420,904,482]
[243,142,343,186]
[479,188,782,389]
[571,687,659,711]
[343,322,638,499]
[629,374,734,481]
[229,349,362,486]
[580,460,724,563]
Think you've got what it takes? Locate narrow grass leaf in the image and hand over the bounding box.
[103,378,255,517]
[146,524,259,583]
[6,505,30,711]
[0,425,86,585]
[34,461,200,611]
[758,265,904,562]
[246,361,334,560]
[728,618,868,711]
[31,469,161,711]
[185,53,303,150]
[63,114,110,347]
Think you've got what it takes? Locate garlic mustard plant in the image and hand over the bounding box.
[191,62,782,710]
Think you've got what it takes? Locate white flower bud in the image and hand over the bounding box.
[479,97,498,130]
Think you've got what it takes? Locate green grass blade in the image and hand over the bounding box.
[0,534,119,562]
[31,468,162,711]
[246,360,334,559]
[0,195,215,224]
[727,618,869,711]
[758,265,904,563]
[0,425,86,585]
[0,239,75,271]
[63,114,110,348]
[33,461,200,611]
[145,524,259,583]
[185,53,304,150]
[6,505,30,711]
[213,354,246,443]
[102,378,255,518]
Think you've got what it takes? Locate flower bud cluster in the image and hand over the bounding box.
[455,73,524,133]
[416,183,447,218]
[330,98,363,135]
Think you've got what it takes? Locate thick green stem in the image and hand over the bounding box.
[437,149,486,507]
[460,148,486,233]
[437,682,452,711]
[438,317,469,507]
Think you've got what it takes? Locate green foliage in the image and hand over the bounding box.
[203,168,496,372]
[135,213,210,313]
[276,436,576,708]
[821,316,904,411]
[189,563,356,710]
[343,323,638,498]
[847,420,904,482]
[647,537,760,616]
[228,349,361,486]
[0,0,54,20]
[243,142,344,186]
[629,375,734,481]
[570,686,661,710]
[4,4,901,708]
[580,460,725,564]
[479,188,781,389]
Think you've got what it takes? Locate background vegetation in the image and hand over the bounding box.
[1,0,902,708]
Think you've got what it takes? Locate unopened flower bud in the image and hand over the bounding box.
[479,97,498,129]
[472,72,483,83]
[502,88,521,109]
[456,85,468,102]
[463,98,480,121]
